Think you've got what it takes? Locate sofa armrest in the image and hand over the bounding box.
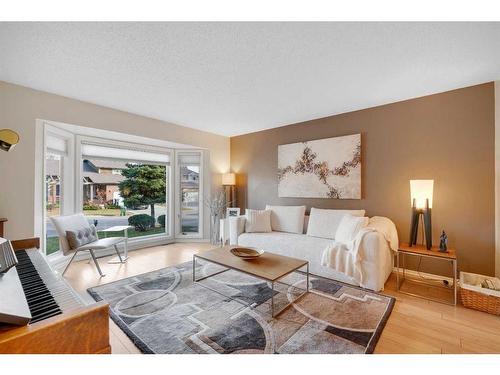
[357,231,394,291]
[229,216,246,245]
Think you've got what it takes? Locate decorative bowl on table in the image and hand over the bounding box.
[230,247,264,259]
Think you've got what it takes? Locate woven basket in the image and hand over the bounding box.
[460,272,500,315]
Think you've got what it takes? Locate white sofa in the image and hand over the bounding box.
[229,208,395,292]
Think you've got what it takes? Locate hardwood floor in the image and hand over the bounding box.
[63,243,500,354]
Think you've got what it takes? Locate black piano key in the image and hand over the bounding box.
[30,302,60,315]
[28,297,57,309]
[26,293,55,306]
[30,309,61,323]
[15,250,62,322]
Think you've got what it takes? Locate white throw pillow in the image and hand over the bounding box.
[265,205,306,234]
[335,214,369,245]
[306,208,366,239]
[245,209,272,233]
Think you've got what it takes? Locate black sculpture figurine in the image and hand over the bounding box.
[439,230,448,252]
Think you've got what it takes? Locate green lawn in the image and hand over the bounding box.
[45,226,166,255]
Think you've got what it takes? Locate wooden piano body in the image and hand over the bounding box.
[0,237,111,354]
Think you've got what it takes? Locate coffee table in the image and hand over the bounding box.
[193,246,309,317]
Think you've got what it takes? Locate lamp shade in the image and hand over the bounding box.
[0,129,20,152]
[222,173,236,186]
[410,180,434,209]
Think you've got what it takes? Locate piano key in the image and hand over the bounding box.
[14,248,87,322]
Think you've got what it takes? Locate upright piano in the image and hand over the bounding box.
[0,236,110,354]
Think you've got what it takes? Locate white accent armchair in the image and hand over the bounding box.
[50,214,126,277]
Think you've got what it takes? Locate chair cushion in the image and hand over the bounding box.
[66,225,99,250]
[265,205,306,234]
[77,237,125,250]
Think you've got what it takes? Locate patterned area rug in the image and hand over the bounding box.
[87,260,394,354]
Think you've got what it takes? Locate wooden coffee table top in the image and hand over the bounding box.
[195,246,308,282]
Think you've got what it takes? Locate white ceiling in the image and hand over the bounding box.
[1,22,500,137]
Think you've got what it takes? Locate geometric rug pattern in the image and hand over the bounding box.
[88,260,394,354]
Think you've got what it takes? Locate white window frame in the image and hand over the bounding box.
[76,135,175,242]
[35,120,210,265]
[175,150,204,239]
[42,124,75,257]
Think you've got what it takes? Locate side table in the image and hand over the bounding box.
[396,243,458,305]
[101,225,133,263]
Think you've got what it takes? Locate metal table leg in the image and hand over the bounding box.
[192,255,196,282]
[396,251,400,291]
[123,228,129,261]
[453,259,458,306]
[306,263,309,292]
[271,263,309,318]
[271,281,275,317]
[403,252,406,279]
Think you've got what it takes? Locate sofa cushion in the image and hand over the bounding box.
[245,209,272,233]
[335,214,369,245]
[306,208,366,239]
[238,231,333,265]
[265,205,306,234]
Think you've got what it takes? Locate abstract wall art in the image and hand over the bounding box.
[278,134,361,199]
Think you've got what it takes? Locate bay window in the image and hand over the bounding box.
[41,121,207,258]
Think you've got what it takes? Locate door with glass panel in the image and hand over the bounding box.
[176,152,203,238]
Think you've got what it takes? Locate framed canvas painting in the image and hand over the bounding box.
[278,134,361,199]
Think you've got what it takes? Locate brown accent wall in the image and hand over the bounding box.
[230,83,495,276]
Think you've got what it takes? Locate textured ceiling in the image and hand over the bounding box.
[1,22,500,136]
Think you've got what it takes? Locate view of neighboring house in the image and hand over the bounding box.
[45,155,61,210]
[82,159,199,207]
[181,166,199,185]
[48,158,200,208]
[83,159,126,204]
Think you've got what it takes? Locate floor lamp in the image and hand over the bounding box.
[222,173,236,208]
[409,180,433,250]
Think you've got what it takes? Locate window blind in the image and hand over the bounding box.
[178,153,200,165]
[81,143,170,165]
[46,134,68,155]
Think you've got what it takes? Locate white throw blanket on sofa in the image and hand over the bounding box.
[321,216,398,285]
